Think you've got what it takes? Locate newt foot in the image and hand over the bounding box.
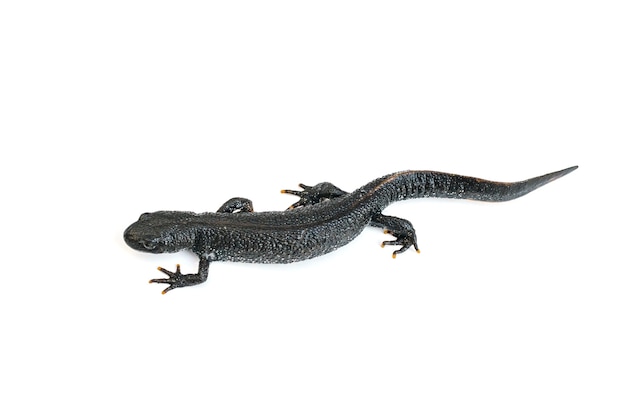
[149,264,206,294]
[381,229,420,258]
[281,182,347,209]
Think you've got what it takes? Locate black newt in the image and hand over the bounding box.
[124,167,578,293]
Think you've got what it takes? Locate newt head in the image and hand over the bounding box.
[124,211,195,254]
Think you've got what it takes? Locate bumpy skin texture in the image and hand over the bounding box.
[124,167,577,293]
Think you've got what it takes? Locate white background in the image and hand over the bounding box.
[1,1,624,416]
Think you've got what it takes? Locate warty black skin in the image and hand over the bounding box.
[124,166,578,293]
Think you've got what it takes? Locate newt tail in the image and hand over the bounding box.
[363,166,579,210]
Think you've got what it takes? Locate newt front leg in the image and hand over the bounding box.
[149,255,211,294]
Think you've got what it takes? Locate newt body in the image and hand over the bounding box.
[124,167,577,293]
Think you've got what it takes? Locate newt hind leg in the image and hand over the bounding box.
[281,182,347,210]
[371,213,420,258]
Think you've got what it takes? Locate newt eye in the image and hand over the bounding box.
[141,241,157,250]
[139,212,151,221]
